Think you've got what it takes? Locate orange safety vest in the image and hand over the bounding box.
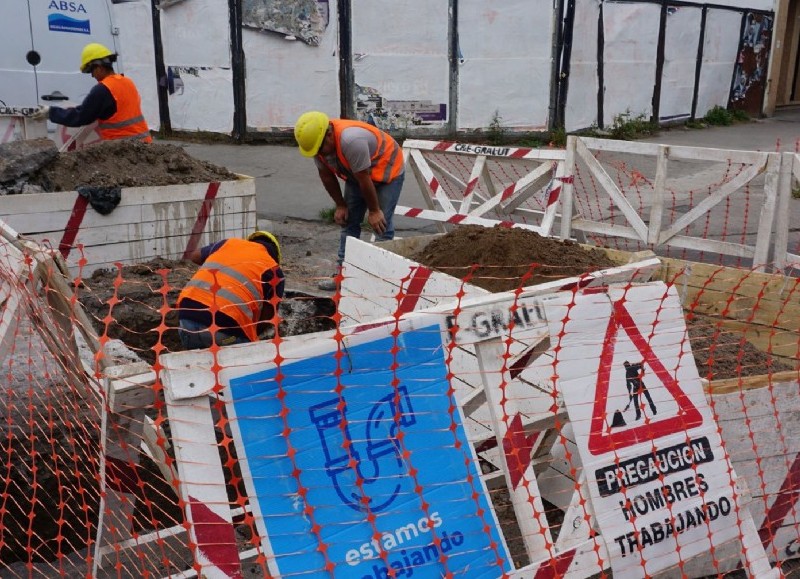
[178,239,278,341]
[327,119,403,183]
[97,74,152,143]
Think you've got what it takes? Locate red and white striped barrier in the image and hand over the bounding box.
[402,139,568,236]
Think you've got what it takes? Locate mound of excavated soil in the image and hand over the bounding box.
[28,140,237,191]
[411,225,618,292]
[410,225,793,381]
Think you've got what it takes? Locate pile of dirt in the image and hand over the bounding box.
[411,225,618,292]
[411,225,792,380]
[27,140,238,192]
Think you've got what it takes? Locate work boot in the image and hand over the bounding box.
[317,275,337,291]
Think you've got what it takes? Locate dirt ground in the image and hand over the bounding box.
[410,226,793,381]
[27,140,237,191]
[411,224,618,292]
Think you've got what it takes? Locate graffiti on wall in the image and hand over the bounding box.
[242,0,329,46]
[730,13,772,115]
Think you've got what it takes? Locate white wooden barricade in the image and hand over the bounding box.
[158,278,782,578]
[399,137,789,272]
[400,139,568,235]
[774,152,800,271]
[0,177,256,277]
[561,136,781,271]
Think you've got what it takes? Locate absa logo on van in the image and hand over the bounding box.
[48,1,91,35]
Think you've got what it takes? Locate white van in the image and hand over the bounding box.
[0,0,119,143]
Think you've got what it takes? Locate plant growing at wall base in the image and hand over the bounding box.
[487,110,506,146]
[704,105,734,126]
[608,111,658,140]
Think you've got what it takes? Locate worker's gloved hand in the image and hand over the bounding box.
[30,105,50,121]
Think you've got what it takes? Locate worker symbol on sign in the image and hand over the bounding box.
[624,360,657,421]
[610,360,657,428]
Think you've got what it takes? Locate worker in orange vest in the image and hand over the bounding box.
[32,43,152,143]
[294,111,405,291]
[177,231,285,350]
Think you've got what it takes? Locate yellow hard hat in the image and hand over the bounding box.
[294,111,330,157]
[80,43,116,73]
[248,230,282,264]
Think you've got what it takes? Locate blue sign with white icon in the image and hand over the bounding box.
[228,325,511,578]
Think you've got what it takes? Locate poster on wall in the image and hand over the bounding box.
[355,84,447,130]
[242,0,329,46]
[729,13,772,116]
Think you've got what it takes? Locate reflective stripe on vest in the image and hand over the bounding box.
[329,119,403,183]
[177,239,278,342]
[97,75,152,143]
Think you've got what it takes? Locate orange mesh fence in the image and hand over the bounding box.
[1,219,799,578]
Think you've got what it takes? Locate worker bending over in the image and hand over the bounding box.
[294,111,404,291]
[177,231,285,350]
[33,43,151,143]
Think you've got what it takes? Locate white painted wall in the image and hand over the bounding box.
[602,3,660,126]
[695,9,742,117]
[457,0,552,131]
[351,0,450,131]
[159,0,232,132]
[660,6,703,120]
[243,13,340,130]
[565,0,600,131]
[103,0,774,135]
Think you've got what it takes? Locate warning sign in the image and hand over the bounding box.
[541,283,742,577]
[588,299,703,455]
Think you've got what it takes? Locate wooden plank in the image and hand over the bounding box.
[458,155,487,213]
[578,136,664,157]
[647,146,668,244]
[409,148,456,213]
[475,337,556,564]
[471,161,554,217]
[575,138,649,241]
[658,159,766,244]
[658,257,800,322]
[404,139,566,161]
[752,154,781,270]
[560,136,577,241]
[0,178,253,216]
[772,153,796,271]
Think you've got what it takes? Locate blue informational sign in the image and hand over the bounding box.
[228,325,511,578]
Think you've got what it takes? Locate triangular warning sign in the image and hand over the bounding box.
[588,300,703,455]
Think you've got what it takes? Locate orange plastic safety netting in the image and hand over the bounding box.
[0,218,799,579]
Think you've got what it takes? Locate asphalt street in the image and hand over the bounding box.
[172,108,800,229]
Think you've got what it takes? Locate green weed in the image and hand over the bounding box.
[608,111,658,140]
[319,207,335,223]
[704,105,734,126]
[487,110,506,146]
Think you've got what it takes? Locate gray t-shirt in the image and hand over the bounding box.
[314,126,377,178]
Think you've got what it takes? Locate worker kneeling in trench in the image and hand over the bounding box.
[177,231,285,350]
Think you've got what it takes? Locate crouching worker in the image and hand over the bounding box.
[177,231,284,350]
